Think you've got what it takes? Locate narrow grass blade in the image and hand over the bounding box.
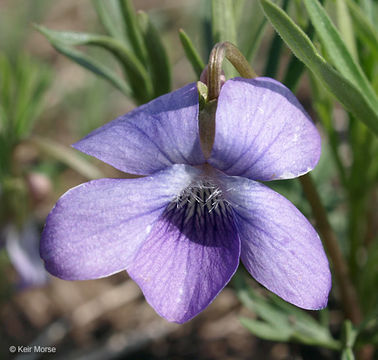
[336,0,357,60]
[92,0,125,41]
[211,0,237,44]
[119,0,147,65]
[346,0,378,58]
[138,11,171,97]
[179,29,205,78]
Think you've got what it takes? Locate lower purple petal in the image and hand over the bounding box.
[127,180,240,323]
[40,165,200,280]
[220,174,331,310]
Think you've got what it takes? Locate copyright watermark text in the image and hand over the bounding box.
[9,345,56,354]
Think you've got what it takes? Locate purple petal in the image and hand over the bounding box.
[127,181,240,323]
[6,221,48,288]
[40,165,200,280]
[74,83,205,175]
[220,174,331,309]
[208,77,321,181]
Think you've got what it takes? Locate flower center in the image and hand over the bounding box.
[165,179,231,230]
[178,181,228,212]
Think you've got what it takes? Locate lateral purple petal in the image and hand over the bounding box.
[74,83,205,175]
[40,165,200,280]
[127,186,240,323]
[208,77,321,181]
[221,175,331,309]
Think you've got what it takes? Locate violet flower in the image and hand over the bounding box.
[40,77,331,323]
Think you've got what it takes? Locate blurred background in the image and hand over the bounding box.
[0,0,377,359]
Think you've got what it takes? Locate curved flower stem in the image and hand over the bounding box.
[208,41,257,100]
[201,42,257,157]
[299,173,362,325]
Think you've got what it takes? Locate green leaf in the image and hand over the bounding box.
[342,320,358,348]
[264,0,290,78]
[15,61,51,138]
[244,20,266,62]
[282,55,306,91]
[259,0,378,135]
[361,0,376,25]
[211,0,239,77]
[303,0,378,111]
[92,0,125,41]
[211,0,237,44]
[45,41,131,97]
[340,320,357,360]
[233,272,294,332]
[282,20,315,91]
[336,0,358,60]
[233,271,341,350]
[259,0,320,71]
[30,137,104,180]
[179,29,205,78]
[138,11,171,97]
[233,0,246,24]
[35,25,152,103]
[239,1,267,62]
[200,0,213,59]
[341,348,355,360]
[345,0,378,58]
[0,54,51,143]
[240,317,291,341]
[268,295,340,349]
[119,0,147,65]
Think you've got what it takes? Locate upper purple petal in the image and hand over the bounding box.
[40,164,201,280]
[208,77,321,181]
[127,178,240,323]
[219,174,331,310]
[74,83,205,175]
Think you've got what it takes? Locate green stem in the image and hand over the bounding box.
[299,173,362,325]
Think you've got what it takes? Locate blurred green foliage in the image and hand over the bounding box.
[0,54,51,177]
